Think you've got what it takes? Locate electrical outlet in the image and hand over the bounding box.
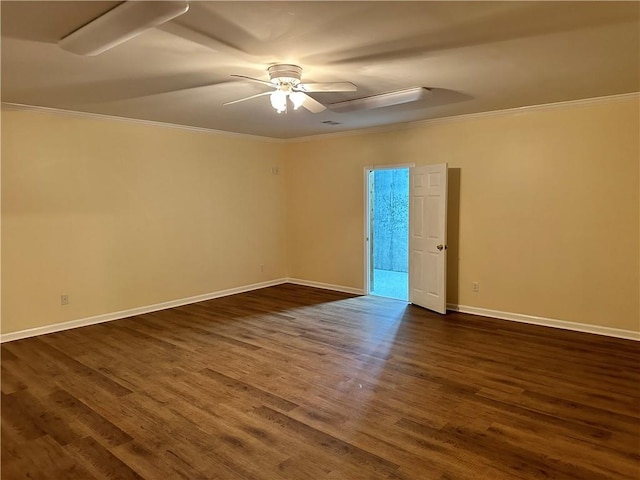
[472,282,480,293]
[271,166,280,175]
[260,264,265,272]
[61,294,69,305]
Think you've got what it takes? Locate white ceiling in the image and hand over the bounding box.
[2,1,639,139]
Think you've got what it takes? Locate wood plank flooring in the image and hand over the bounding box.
[2,284,639,479]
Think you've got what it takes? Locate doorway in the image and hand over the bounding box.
[366,168,410,301]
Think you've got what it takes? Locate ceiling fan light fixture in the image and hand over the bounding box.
[59,0,190,56]
[290,92,306,110]
[228,64,342,114]
[270,90,288,113]
[328,87,431,113]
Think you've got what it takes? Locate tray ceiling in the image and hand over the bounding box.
[2,1,638,139]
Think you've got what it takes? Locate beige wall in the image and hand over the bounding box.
[1,109,287,334]
[2,95,638,336]
[285,96,639,332]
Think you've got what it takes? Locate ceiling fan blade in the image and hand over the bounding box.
[59,0,189,56]
[297,82,357,92]
[299,93,327,113]
[231,75,276,88]
[328,87,430,113]
[223,91,272,106]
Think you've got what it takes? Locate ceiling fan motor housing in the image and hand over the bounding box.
[268,64,302,86]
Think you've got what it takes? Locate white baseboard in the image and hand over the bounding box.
[286,278,365,296]
[447,303,639,341]
[0,278,288,343]
[3,280,636,343]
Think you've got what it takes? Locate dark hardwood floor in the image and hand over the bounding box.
[2,284,639,479]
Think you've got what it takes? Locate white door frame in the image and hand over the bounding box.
[363,164,414,296]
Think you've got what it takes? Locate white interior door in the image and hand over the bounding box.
[409,163,448,314]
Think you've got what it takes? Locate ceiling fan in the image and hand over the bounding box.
[225,64,356,114]
[56,1,431,114]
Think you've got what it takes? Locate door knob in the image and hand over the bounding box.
[436,244,447,251]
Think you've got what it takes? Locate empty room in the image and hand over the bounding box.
[1,1,639,479]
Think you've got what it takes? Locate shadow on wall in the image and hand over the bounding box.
[447,167,461,305]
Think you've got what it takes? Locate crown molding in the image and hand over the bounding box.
[3,91,638,144]
[0,102,287,143]
[288,91,640,143]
